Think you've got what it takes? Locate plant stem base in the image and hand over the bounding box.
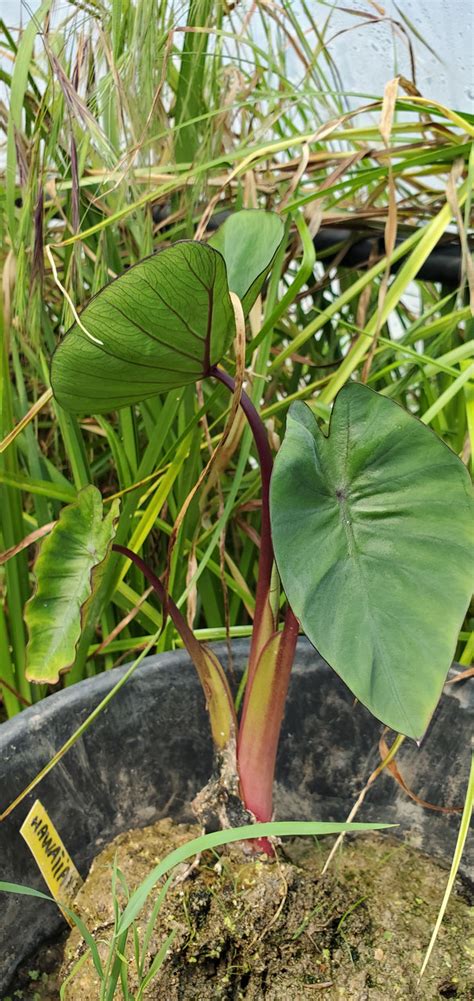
[38,818,473,1000]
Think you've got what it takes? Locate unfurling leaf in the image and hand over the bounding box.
[270,382,474,739]
[51,242,235,413]
[208,209,285,315]
[25,486,120,683]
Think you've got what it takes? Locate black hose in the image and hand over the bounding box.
[152,203,468,287]
[311,226,465,287]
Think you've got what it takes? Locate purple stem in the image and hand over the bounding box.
[209,365,275,691]
[112,543,237,749]
[113,544,199,656]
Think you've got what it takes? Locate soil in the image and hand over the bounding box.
[5,818,473,1001]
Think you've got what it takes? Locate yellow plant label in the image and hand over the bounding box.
[20,799,83,923]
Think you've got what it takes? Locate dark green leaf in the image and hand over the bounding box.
[270,383,474,739]
[208,209,285,315]
[25,486,120,683]
[51,242,235,414]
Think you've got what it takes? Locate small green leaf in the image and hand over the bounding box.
[25,486,120,683]
[208,209,285,315]
[270,383,474,739]
[50,242,235,414]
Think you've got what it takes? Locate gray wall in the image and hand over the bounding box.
[2,1,473,110]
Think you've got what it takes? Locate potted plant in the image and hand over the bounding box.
[1,210,472,996]
[29,206,474,821]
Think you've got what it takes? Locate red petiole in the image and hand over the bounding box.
[209,367,299,830]
[113,363,299,847]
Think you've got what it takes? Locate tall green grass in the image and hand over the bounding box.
[0,1,472,715]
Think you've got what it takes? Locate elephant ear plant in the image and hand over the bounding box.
[26,209,473,851]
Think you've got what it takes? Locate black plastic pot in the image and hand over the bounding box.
[0,638,472,990]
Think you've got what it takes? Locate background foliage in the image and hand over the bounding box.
[0,0,473,717]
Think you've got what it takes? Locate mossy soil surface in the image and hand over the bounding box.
[6,818,473,1000]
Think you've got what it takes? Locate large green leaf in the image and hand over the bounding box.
[208,209,285,315]
[270,383,474,739]
[25,486,120,683]
[51,242,235,413]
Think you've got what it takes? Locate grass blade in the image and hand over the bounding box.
[419,749,474,980]
[0,881,104,980]
[117,820,394,933]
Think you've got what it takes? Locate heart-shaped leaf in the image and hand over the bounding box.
[25,486,120,683]
[51,242,235,413]
[270,383,474,739]
[208,209,285,315]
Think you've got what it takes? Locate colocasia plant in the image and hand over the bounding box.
[25,210,473,849]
